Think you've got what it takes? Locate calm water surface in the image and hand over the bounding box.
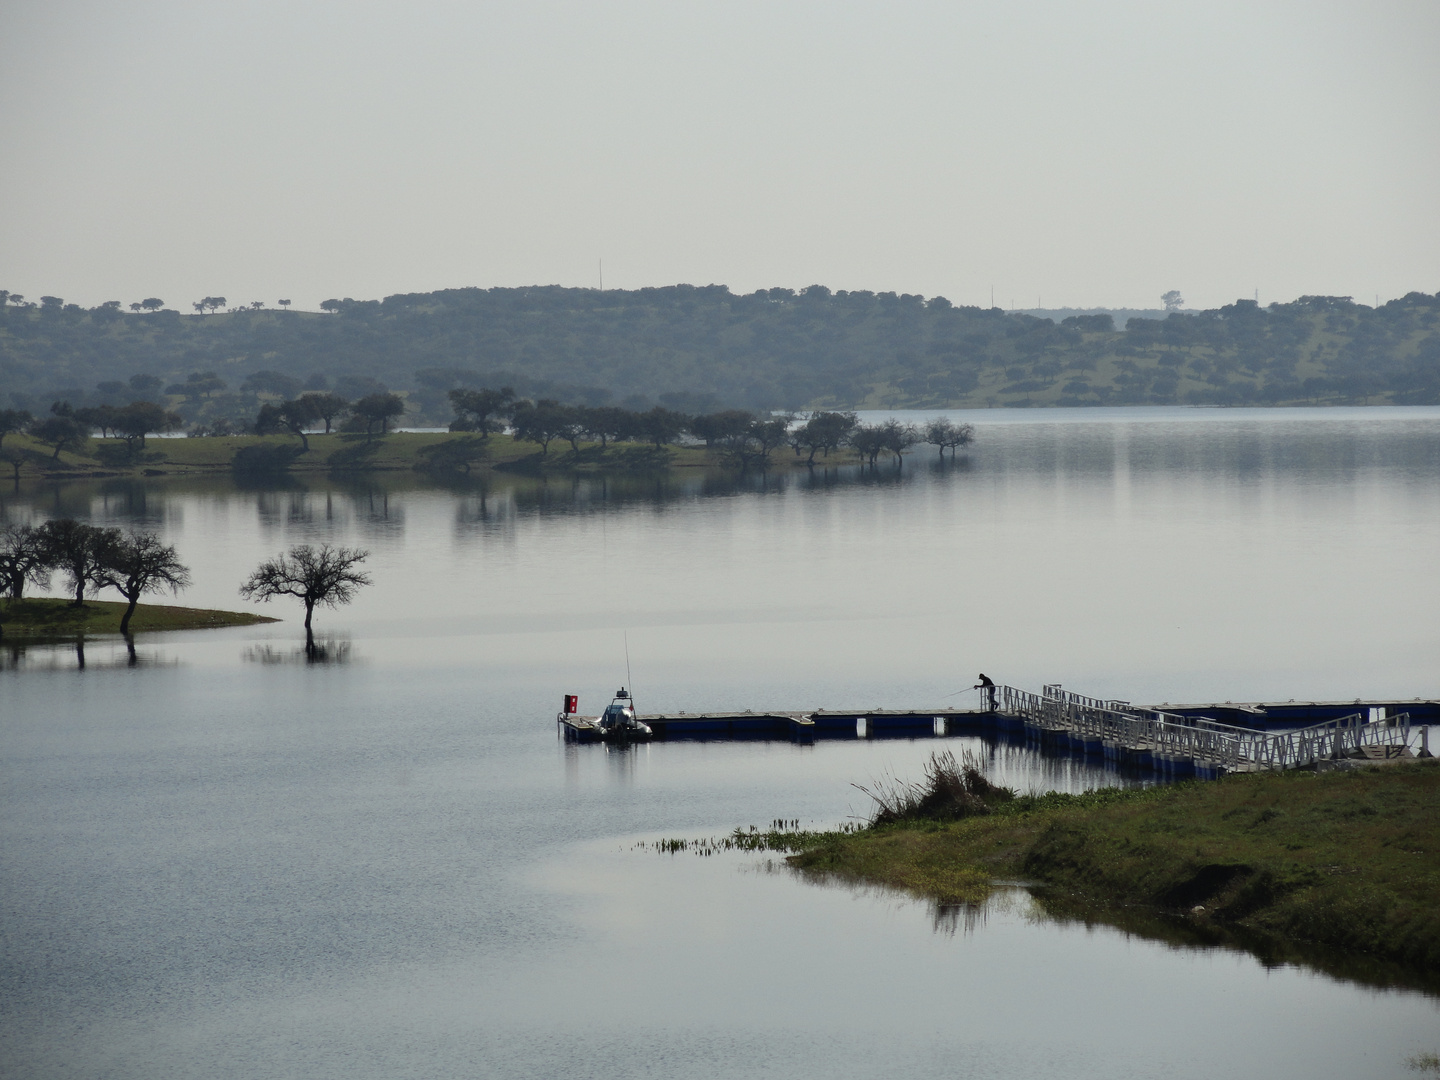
[3,407,1438,1078]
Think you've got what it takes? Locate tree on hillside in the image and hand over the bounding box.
[579,405,635,448]
[93,531,192,635]
[139,298,164,313]
[242,369,303,400]
[36,519,120,606]
[350,392,405,436]
[256,398,321,450]
[923,417,975,458]
[302,392,350,434]
[240,544,372,654]
[29,410,89,460]
[0,524,51,599]
[183,371,227,399]
[113,401,182,448]
[278,299,291,310]
[74,404,114,438]
[448,387,515,437]
[636,406,690,449]
[128,373,164,400]
[129,302,142,314]
[1162,290,1184,312]
[509,399,569,456]
[319,299,342,313]
[689,410,753,449]
[0,409,33,449]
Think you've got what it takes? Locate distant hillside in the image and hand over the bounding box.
[1,286,1436,424]
[1014,306,1170,329]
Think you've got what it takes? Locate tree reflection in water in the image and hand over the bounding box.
[242,638,353,665]
[0,636,170,671]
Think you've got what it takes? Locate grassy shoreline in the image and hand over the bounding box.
[0,597,278,637]
[782,762,1440,974]
[1,430,871,480]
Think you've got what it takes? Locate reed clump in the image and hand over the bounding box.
[855,749,1016,826]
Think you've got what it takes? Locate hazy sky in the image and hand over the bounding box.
[3,0,1437,312]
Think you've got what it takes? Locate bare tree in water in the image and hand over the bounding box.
[240,544,371,654]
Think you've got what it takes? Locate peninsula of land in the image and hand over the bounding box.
[780,761,1440,977]
[0,597,278,637]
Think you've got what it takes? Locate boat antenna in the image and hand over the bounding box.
[624,630,633,698]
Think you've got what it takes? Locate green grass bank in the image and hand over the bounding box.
[1,430,851,480]
[0,597,278,637]
[787,762,1440,972]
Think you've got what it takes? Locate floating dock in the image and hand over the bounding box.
[558,708,986,743]
[557,684,1433,778]
[1156,699,1440,728]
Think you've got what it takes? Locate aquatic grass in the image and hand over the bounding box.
[637,821,863,857]
[854,748,1017,826]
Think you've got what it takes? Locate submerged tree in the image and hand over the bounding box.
[794,411,858,464]
[923,417,975,458]
[878,418,920,465]
[93,531,192,635]
[239,544,372,653]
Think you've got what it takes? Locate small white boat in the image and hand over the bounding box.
[597,687,652,743]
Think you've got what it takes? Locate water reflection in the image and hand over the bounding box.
[242,638,354,665]
[1025,887,1440,997]
[780,866,1440,997]
[3,410,1438,543]
[0,636,174,671]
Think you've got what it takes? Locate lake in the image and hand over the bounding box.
[3,406,1438,1079]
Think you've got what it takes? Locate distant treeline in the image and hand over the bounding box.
[1,285,1437,417]
[443,391,972,467]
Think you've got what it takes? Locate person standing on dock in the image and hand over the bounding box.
[974,674,996,712]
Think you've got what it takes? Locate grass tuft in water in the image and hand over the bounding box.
[854,749,1017,826]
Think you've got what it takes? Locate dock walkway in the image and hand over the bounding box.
[557,683,1428,778]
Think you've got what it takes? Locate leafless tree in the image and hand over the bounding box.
[924,418,976,458]
[0,523,51,599]
[35,519,120,606]
[240,544,372,653]
[93,531,192,635]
